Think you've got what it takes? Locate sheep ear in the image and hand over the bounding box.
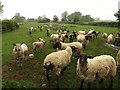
[13,44,16,46]
[21,42,24,45]
[86,55,94,59]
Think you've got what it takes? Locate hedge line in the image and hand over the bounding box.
[88,22,118,27]
[2,20,19,32]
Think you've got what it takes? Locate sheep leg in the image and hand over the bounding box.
[108,77,114,89]
[46,68,50,81]
[88,82,91,89]
[83,44,86,49]
[80,79,84,89]
[96,79,103,88]
[99,79,103,88]
[61,67,67,75]
[56,75,59,89]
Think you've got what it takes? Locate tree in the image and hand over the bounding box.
[0,1,3,15]
[12,13,26,22]
[53,15,58,22]
[67,11,82,24]
[61,11,68,23]
[40,15,50,23]
[37,16,42,23]
[27,18,37,22]
[114,9,120,27]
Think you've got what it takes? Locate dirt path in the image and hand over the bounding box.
[2,57,47,87]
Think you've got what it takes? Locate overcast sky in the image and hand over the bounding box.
[0,0,120,20]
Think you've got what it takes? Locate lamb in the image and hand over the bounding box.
[76,54,117,89]
[32,39,46,52]
[50,34,61,45]
[53,42,83,55]
[43,47,72,88]
[107,34,113,43]
[13,43,29,67]
[116,50,120,66]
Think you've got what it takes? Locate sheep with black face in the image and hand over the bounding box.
[76,54,117,89]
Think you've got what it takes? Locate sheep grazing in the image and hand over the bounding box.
[50,34,61,45]
[107,34,113,43]
[69,31,77,42]
[46,29,51,36]
[38,26,43,31]
[33,39,46,52]
[113,32,120,46]
[76,54,117,89]
[116,50,120,66]
[28,28,32,35]
[86,30,99,40]
[53,42,83,55]
[37,38,46,43]
[43,47,72,88]
[12,43,29,67]
[69,34,74,42]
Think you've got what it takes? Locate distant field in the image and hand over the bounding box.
[2,23,120,88]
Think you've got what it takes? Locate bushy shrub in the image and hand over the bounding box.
[89,22,118,27]
[2,20,19,32]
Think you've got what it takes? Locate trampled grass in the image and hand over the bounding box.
[2,23,120,88]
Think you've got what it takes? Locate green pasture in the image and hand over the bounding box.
[2,23,120,88]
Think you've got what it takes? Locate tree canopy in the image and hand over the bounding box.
[0,1,3,15]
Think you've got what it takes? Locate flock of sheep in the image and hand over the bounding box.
[12,23,120,89]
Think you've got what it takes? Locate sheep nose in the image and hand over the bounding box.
[18,49,20,51]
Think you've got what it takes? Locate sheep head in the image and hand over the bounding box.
[53,42,61,49]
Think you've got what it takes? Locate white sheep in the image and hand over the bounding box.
[116,50,120,66]
[102,33,108,38]
[53,42,83,55]
[13,43,29,67]
[32,40,45,52]
[46,29,51,36]
[78,30,86,35]
[37,38,46,43]
[50,34,61,45]
[86,30,97,40]
[77,34,87,49]
[107,34,113,43]
[76,54,117,89]
[43,47,72,87]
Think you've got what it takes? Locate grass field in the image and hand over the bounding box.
[2,23,120,88]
